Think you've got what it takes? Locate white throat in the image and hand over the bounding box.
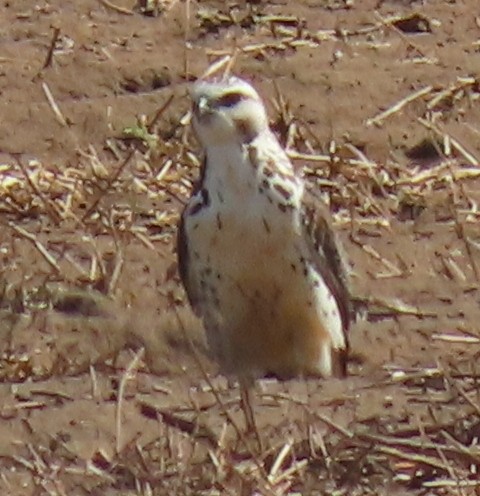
[203,143,254,206]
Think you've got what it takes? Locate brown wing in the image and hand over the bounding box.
[177,211,199,314]
[176,156,209,316]
[301,184,352,374]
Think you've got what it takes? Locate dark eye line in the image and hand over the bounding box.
[214,92,245,109]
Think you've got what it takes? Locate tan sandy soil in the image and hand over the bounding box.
[1,0,480,494]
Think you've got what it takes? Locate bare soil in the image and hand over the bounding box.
[1,0,480,494]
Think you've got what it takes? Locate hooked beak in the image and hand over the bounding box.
[192,95,212,119]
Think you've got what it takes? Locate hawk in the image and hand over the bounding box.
[177,76,352,384]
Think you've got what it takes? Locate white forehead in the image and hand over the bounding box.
[191,76,261,102]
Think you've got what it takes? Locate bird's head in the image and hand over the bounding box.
[190,76,269,147]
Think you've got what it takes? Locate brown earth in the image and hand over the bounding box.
[1,0,480,494]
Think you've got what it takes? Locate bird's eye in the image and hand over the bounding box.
[215,92,245,108]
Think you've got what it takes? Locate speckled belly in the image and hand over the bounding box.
[185,204,342,379]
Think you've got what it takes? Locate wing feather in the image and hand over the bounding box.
[177,211,200,315]
[176,157,208,316]
[301,185,352,333]
[301,185,352,376]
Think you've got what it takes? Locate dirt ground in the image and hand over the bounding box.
[1,0,480,494]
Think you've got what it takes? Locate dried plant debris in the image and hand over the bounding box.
[134,0,165,17]
[2,1,480,494]
[197,6,261,33]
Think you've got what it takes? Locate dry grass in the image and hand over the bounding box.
[1,2,480,495]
